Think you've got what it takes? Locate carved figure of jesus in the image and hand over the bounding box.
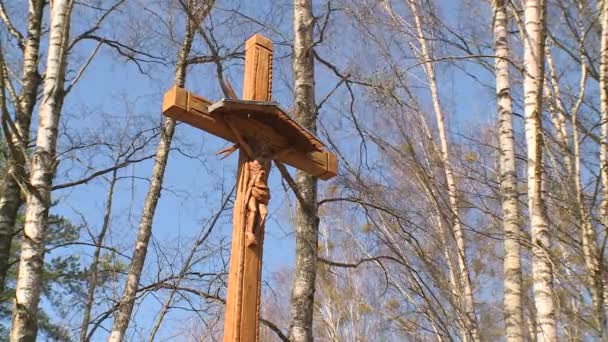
[244,158,270,246]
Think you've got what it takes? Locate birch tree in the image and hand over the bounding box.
[600,0,608,293]
[600,0,608,221]
[595,0,608,334]
[493,1,524,340]
[545,18,604,333]
[522,0,556,340]
[79,168,118,342]
[398,1,480,339]
[288,0,319,341]
[10,0,74,340]
[107,2,212,340]
[0,0,45,294]
[1,0,606,339]
[571,54,602,336]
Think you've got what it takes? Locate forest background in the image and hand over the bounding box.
[0,0,603,341]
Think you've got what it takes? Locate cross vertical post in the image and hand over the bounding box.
[223,34,273,342]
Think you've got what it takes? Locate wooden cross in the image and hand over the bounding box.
[162,34,337,342]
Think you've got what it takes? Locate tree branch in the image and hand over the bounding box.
[52,153,157,190]
[0,1,25,49]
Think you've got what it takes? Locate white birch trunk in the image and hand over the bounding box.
[544,48,573,178]
[601,0,608,217]
[288,1,319,341]
[571,64,604,335]
[10,0,73,340]
[598,0,608,333]
[561,28,605,334]
[493,1,524,340]
[522,0,556,340]
[416,168,466,336]
[405,1,479,340]
[107,10,197,342]
[0,0,45,293]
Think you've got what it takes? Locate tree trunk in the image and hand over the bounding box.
[493,1,524,340]
[80,169,118,342]
[550,16,605,333]
[522,0,556,340]
[148,189,231,342]
[0,0,45,295]
[598,0,608,333]
[10,0,73,340]
[405,1,479,340]
[601,0,608,222]
[571,60,604,335]
[288,1,319,341]
[107,8,198,342]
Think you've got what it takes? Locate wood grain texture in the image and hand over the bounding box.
[243,34,273,102]
[208,99,324,152]
[223,33,274,342]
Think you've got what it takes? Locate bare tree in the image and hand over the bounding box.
[0,0,45,294]
[522,0,556,340]
[107,1,213,340]
[598,0,608,333]
[10,0,74,340]
[79,167,118,342]
[493,1,524,340]
[2,0,608,340]
[383,0,480,339]
[288,0,319,341]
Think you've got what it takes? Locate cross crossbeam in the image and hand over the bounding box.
[162,88,337,180]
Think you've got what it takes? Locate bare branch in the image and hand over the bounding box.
[52,153,157,190]
[0,1,25,49]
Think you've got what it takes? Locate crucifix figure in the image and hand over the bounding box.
[243,158,270,246]
[162,34,337,342]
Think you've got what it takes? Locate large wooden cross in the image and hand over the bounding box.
[162,34,337,342]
